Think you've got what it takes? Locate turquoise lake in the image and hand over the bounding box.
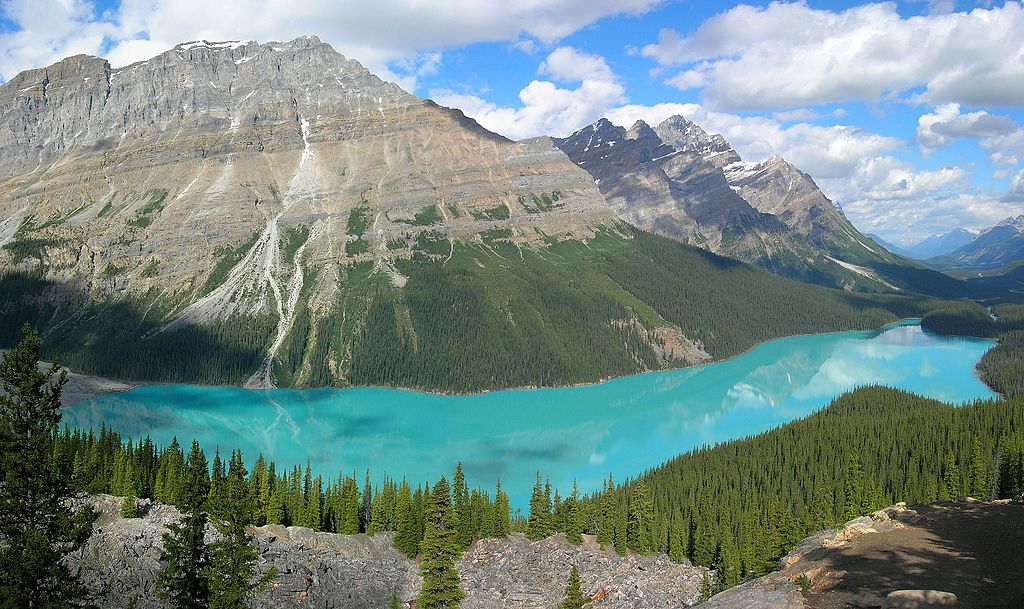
[66,321,997,508]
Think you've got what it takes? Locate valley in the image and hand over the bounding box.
[1,28,1023,609]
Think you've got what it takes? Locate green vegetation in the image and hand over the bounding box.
[573,387,1024,584]
[347,206,371,237]
[127,189,170,228]
[201,232,262,296]
[1,236,65,264]
[0,225,994,391]
[558,567,589,609]
[396,205,442,227]
[470,205,510,221]
[918,301,1024,397]
[346,239,370,255]
[412,230,451,256]
[418,477,465,609]
[0,325,97,607]
[141,260,160,278]
[280,225,311,265]
[520,191,564,214]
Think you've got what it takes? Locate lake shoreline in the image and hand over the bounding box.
[59,317,999,405]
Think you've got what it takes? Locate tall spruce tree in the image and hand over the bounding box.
[207,450,275,609]
[158,440,212,609]
[417,477,463,609]
[0,324,96,609]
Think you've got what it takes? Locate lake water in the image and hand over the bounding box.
[65,321,997,508]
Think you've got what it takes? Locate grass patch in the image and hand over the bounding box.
[280,225,311,264]
[127,189,169,229]
[521,191,564,214]
[201,231,262,295]
[471,205,510,221]
[347,207,371,237]
[396,204,441,227]
[346,239,370,255]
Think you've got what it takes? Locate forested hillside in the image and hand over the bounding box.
[3,227,920,392]
[59,386,1024,591]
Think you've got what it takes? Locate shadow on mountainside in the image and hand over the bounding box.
[802,501,1024,609]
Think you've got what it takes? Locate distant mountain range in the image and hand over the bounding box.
[0,37,988,390]
[905,228,978,259]
[553,116,971,295]
[928,215,1024,272]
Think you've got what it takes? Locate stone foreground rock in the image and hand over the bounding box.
[71,495,706,609]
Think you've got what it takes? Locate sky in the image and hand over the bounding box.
[1,1,1023,244]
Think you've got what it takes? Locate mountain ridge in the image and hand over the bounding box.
[0,37,953,390]
[552,114,969,296]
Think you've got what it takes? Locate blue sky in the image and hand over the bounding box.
[2,0,1023,243]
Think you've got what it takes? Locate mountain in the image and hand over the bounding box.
[554,116,974,296]
[903,228,977,259]
[865,233,917,259]
[930,215,1024,271]
[0,38,927,391]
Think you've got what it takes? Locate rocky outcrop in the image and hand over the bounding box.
[460,535,705,609]
[72,495,706,609]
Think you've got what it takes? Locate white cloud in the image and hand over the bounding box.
[917,103,1018,151]
[0,0,661,83]
[1005,170,1024,203]
[431,46,626,140]
[539,46,615,83]
[642,2,1024,110]
[982,128,1024,166]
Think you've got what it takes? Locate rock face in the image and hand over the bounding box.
[460,535,705,609]
[0,37,619,387]
[553,116,906,291]
[73,495,706,609]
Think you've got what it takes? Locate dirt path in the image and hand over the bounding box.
[803,501,1024,609]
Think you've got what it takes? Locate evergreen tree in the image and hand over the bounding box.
[207,450,275,609]
[526,473,550,541]
[492,480,511,538]
[158,441,211,609]
[968,437,989,499]
[558,566,589,609]
[626,481,653,553]
[417,477,463,609]
[0,324,96,608]
[390,593,401,609]
[565,481,582,545]
[394,480,419,558]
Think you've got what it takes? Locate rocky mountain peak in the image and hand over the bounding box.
[998,213,1024,230]
[654,115,740,168]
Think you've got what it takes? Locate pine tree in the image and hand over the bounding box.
[558,566,589,609]
[968,437,989,499]
[526,473,550,541]
[158,440,212,609]
[626,481,653,553]
[207,450,276,609]
[943,448,961,498]
[417,477,463,609]
[493,480,511,538]
[843,453,865,520]
[395,480,419,558]
[0,324,97,608]
[565,481,582,544]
